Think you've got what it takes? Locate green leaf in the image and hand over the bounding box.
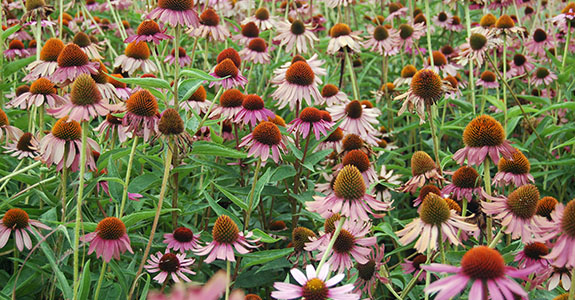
[121,208,179,228]
[180,68,223,81]
[191,141,247,158]
[240,248,294,268]
[109,76,172,90]
[139,274,152,300]
[3,57,35,77]
[2,25,21,41]
[251,168,273,210]
[252,228,281,243]
[204,193,244,230]
[178,78,204,102]
[214,183,248,210]
[38,232,73,299]
[77,260,92,300]
[270,165,297,182]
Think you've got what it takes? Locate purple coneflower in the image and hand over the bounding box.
[239,38,270,64]
[327,100,379,145]
[494,149,534,187]
[0,208,50,251]
[398,22,426,53]
[525,28,552,57]
[432,11,452,29]
[287,107,333,140]
[108,74,132,100]
[147,0,200,28]
[399,151,443,193]
[442,166,483,201]
[482,184,546,243]
[457,31,500,66]
[396,193,477,253]
[453,115,515,165]
[114,42,158,75]
[271,264,359,300]
[94,113,131,143]
[125,19,173,44]
[4,39,32,59]
[50,43,99,85]
[272,61,322,110]
[445,15,464,32]
[190,8,230,42]
[163,226,200,252]
[386,2,407,21]
[476,70,499,89]
[164,47,191,67]
[393,64,417,87]
[401,254,429,281]
[327,23,362,55]
[423,246,536,300]
[123,89,160,141]
[412,184,441,207]
[363,25,400,56]
[4,132,39,159]
[8,77,66,109]
[239,121,287,163]
[242,7,277,31]
[307,165,392,221]
[145,251,196,283]
[539,199,575,268]
[38,117,99,172]
[532,67,557,86]
[209,88,244,121]
[72,32,103,60]
[209,58,247,89]
[272,54,326,86]
[25,38,64,81]
[180,85,211,113]
[514,242,550,271]
[507,53,535,78]
[234,94,275,127]
[373,165,402,202]
[232,21,259,46]
[81,217,133,262]
[194,215,259,263]
[273,20,318,54]
[351,245,389,297]
[339,149,377,185]
[319,84,348,106]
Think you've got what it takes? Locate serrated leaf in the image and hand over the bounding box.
[191,141,247,158]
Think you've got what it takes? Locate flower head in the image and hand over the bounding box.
[147,0,200,27]
[0,208,50,251]
[81,217,133,262]
[123,89,160,141]
[396,69,451,123]
[239,121,286,163]
[51,43,99,85]
[145,251,196,283]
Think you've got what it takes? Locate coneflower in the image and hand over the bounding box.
[539,199,575,268]
[4,132,40,159]
[194,215,259,263]
[494,149,534,187]
[363,25,400,56]
[273,19,318,54]
[536,196,558,221]
[288,107,333,140]
[0,208,50,251]
[242,7,278,31]
[209,58,247,89]
[156,108,193,153]
[8,77,66,109]
[114,41,158,75]
[239,121,287,163]
[339,149,377,185]
[327,100,380,145]
[327,23,363,55]
[180,85,210,113]
[272,61,322,110]
[190,8,230,41]
[146,0,200,28]
[457,31,501,67]
[319,84,348,106]
[25,38,64,81]
[239,38,271,64]
[532,66,558,86]
[80,217,133,262]
[476,70,499,89]
[164,46,191,67]
[125,19,173,44]
[5,39,32,59]
[209,88,244,120]
[412,184,441,207]
[51,43,99,85]
[442,166,483,201]
[514,242,550,270]
[73,32,103,60]
[123,89,160,141]
[145,251,196,283]
[351,245,388,297]
[232,21,260,46]
[234,94,275,126]
[399,151,443,193]
[393,64,417,87]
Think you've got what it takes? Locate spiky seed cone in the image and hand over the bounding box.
[507,184,539,219]
[419,193,450,225]
[292,227,316,252]
[52,117,82,141]
[333,165,366,200]
[96,217,126,240]
[411,151,436,176]
[212,215,239,244]
[536,196,558,220]
[158,108,184,135]
[2,208,29,229]
[70,74,102,106]
[463,115,505,147]
[461,246,505,280]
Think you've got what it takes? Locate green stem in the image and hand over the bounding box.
[35,16,42,61]
[424,0,434,67]
[72,121,89,300]
[488,226,505,248]
[502,37,508,130]
[316,216,346,276]
[569,268,575,300]
[173,25,181,109]
[483,158,493,244]
[118,136,138,217]
[225,260,231,300]
[128,139,174,299]
[197,87,223,129]
[438,230,446,264]
[344,49,359,100]
[384,282,402,299]
[465,4,476,115]
[58,0,63,40]
[61,164,68,223]
[400,269,424,299]
[244,159,262,230]
[94,262,107,300]
[426,105,442,174]
[424,246,432,300]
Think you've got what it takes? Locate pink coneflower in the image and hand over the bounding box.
[326,0,353,8]
[50,43,99,85]
[432,11,452,29]
[38,117,99,172]
[457,31,500,66]
[147,0,200,28]
[363,25,400,56]
[234,94,275,127]
[0,108,23,143]
[398,22,426,53]
[318,127,344,153]
[108,74,132,100]
[8,77,66,109]
[494,149,534,187]
[386,2,407,21]
[272,54,326,86]
[482,184,545,243]
[425,51,460,77]
[232,22,260,46]
[507,53,535,78]
[514,242,550,271]
[25,38,64,81]
[209,89,244,120]
[91,62,118,102]
[538,199,575,268]
[307,220,375,273]
[319,84,348,106]
[532,67,557,86]
[445,15,464,32]
[351,245,389,297]
[273,20,318,54]
[239,38,271,64]
[180,85,211,113]
[209,58,247,89]
[72,32,103,60]
[271,264,359,300]
[307,165,392,221]
[399,151,443,193]
[147,270,244,300]
[395,69,452,124]
[48,74,113,122]
[393,64,417,87]
[442,166,483,201]
[163,226,201,252]
[239,121,287,163]
[114,42,158,75]
[145,251,196,283]
[0,208,50,251]
[423,246,536,300]
[94,113,131,143]
[164,47,191,67]
[476,70,499,88]
[453,115,515,165]
[525,28,553,57]
[327,100,380,145]
[190,8,230,42]
[401,254,428,281]
[338,149,377,185]
[550,3,575,29]
[4,40,32,59]
[327,23,362,55]
[287,107,333,140]
[194,215,259,263]
[412,184,441,207]
[125,19,173,44]
[122,89,160,141]
[396,193,477,253]
[242,7,277,31]
[4,132,39,159]
[81,217,133,262]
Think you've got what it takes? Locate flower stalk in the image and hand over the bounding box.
[118,136,139,216]
[72,121,89,299]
